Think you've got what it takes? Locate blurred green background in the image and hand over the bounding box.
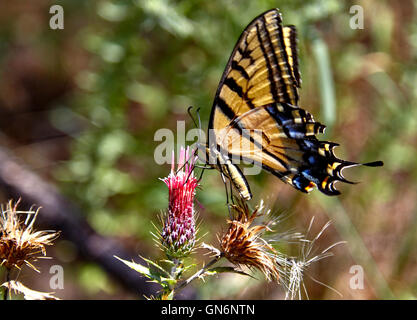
[0,0,416,299]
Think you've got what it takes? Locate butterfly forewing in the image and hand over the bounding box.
[209,9,301,135]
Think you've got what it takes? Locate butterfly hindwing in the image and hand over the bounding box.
[219,104,368,195]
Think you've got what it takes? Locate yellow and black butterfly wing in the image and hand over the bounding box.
[207,9,300,200]
[208,8,300,138]
[207,8,382,198]
[221,103,382,195]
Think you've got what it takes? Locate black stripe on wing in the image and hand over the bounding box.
[256,16,291,105]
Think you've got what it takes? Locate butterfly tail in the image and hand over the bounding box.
[290,140,383,196]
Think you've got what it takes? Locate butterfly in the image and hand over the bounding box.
[203,8,382,201]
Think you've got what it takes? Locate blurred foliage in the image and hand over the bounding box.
[0,0,417,299]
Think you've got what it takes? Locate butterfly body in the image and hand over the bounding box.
[203,145,252,201]
[205,9,382,200]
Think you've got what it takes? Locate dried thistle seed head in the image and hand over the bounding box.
[159,146,198,259]
[0,200,60,272]
[278,218,345,300]
[220,199,280,282]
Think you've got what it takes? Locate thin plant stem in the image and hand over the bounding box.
[175,255,222,294]
[170,258,179,277]
[170,258,182,280]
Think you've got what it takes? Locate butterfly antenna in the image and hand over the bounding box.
[196,106,203,141]
[186,105,205,164]
[192,106,205,161]
[191,106,209,184]
[196,107,202,130]
[173,106,200,177]
[197,166,206,183]
[187,106,198,128]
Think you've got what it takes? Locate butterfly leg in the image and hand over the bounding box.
[196,167,205,183]
[229,178,235,205]
[177,147,211,186]
[194,165,214,169]
[220,172,233,216]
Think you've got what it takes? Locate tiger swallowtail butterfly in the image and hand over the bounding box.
[203,8,382,201]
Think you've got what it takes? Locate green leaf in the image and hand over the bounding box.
[114,256,152,278]
[114,256,174,287]
[140,255,171,278]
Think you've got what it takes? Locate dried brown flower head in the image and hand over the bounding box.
[220,199,280,282]
[0,200,59,272]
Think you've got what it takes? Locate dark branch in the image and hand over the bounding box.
[0,146,170,298]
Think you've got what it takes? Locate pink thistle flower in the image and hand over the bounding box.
[160,147,198,259]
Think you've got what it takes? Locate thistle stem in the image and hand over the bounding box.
[175,255,222,293]
[170,258,182,279]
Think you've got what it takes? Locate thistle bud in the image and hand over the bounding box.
[160,147,198,259]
